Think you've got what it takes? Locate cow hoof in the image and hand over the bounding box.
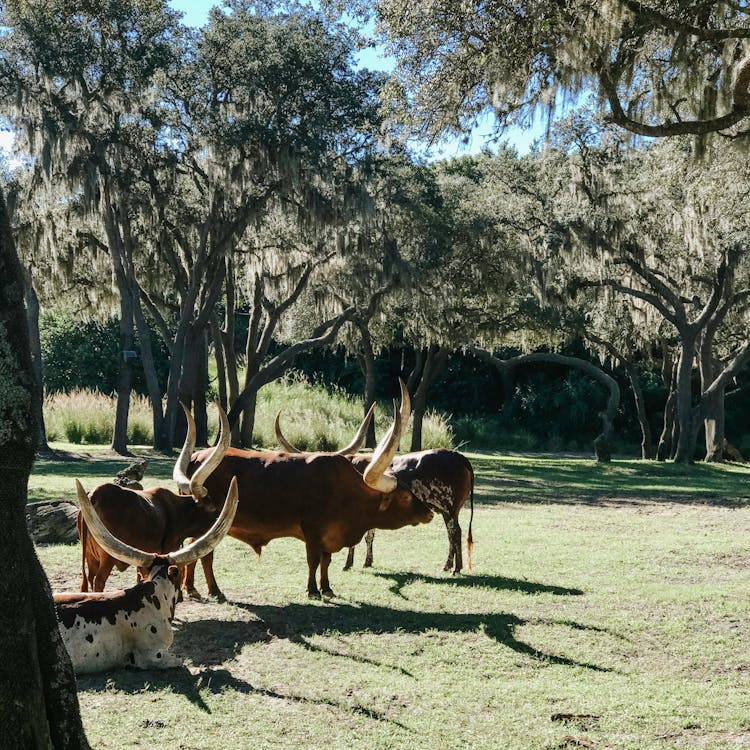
[211,591,227,604]
[308,590,321,600]
[186,590,203,602]
[342,563,352,571]
[363,560,373,569]
[321,589,335,599]
[451,570,461,577]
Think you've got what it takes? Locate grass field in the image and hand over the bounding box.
[33,451,750,750]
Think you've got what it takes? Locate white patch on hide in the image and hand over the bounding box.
[411,479,452,514]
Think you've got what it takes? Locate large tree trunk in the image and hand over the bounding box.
[240,391,259,449]
[23,275,49,453]
[472,347,620,462]
[672,334,698,464]
[0,187,91,748]
[410,344,449,452]
[625,363,653,459]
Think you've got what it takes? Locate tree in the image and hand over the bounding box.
[357,0,750,143]
[546,127,750,462]
[0,187,91,747]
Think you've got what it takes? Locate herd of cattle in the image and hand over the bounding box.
[51,381,475,674]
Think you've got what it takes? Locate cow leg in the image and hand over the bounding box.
[132,628,182,670]
[305,542,321,598]
[343,546,355,571]
[363,529,375,568]
[92,557,116,592]
[319,551,335,599]
[199,551,226,602]
[182,560,201,600]
[444,515,463,575]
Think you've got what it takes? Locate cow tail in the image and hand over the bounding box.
[77,511,89,592]
[466,462,475,573]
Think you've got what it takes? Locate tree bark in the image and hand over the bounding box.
[23,275,49,453]
[672,334,698,463]
[410,344,449,452]
[110,291,135,455]
[624,363,653,459]
[472,347,620,462]
[356,322,377,449]
[0,187,91,748]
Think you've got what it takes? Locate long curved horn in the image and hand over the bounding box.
[275,402,377,456]
[188,402,231,499]
[274,411,302,453]
[75,480,155,569]
[168,477,239,566]
[335,402,377,455]
[173,402,197,494]
[363,379,410,492]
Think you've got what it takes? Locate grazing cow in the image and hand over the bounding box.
[275,419,475,575]
[77,403,231,592]
[56,476,238,673]
[180,381,435,600]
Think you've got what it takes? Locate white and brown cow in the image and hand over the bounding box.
[54,476,238,674]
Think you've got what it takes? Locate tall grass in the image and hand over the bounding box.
[44,389,152,445]
[43,376,455,451]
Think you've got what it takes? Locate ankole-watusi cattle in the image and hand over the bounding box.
[55,476,238,673]
[179,381,434,600]
[275,418,475,575]
[77,403,231,592]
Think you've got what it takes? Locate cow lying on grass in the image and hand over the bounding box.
[54,476,238,673]
[275,417,475,574]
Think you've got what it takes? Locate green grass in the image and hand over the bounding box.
[33,453,750,749]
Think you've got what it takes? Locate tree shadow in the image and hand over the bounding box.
[368,571,584,599]
[222,599,613,673]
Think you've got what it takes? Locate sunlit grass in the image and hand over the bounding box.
[33,452,750,749]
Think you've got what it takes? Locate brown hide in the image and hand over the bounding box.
[184,448,434,599]
[78,484,218,592]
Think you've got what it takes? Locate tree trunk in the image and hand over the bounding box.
[111,293,135,455]
[210,313,228,411]
[672,334,698,464]
[356,322,377,449]
[23,276,49,452]
[240,391,259,449]
[625,363,653,459]
[410,345,449,452]
[0,187,91,748]
[193,329,209,446]
[702,386,726,461]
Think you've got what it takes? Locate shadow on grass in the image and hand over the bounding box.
[77,659,410,728]
[369,571,584,599]
[219,599,612,674]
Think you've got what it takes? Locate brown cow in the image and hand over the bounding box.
[77,403,231,592]
[275,419,475,575]
[57,476,238,673]
[179,381,435,600]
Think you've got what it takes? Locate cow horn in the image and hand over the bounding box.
[362,379,410,492]
[274,402,376,456]
[75,480,155,569]
[173,402,231,499]
[168,477,239,566]
[173,402,197,494]
[274,411,302,453]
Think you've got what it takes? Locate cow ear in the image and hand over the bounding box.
[378,495,392,512]
[167,565,181,585]
[195,495,219,513]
